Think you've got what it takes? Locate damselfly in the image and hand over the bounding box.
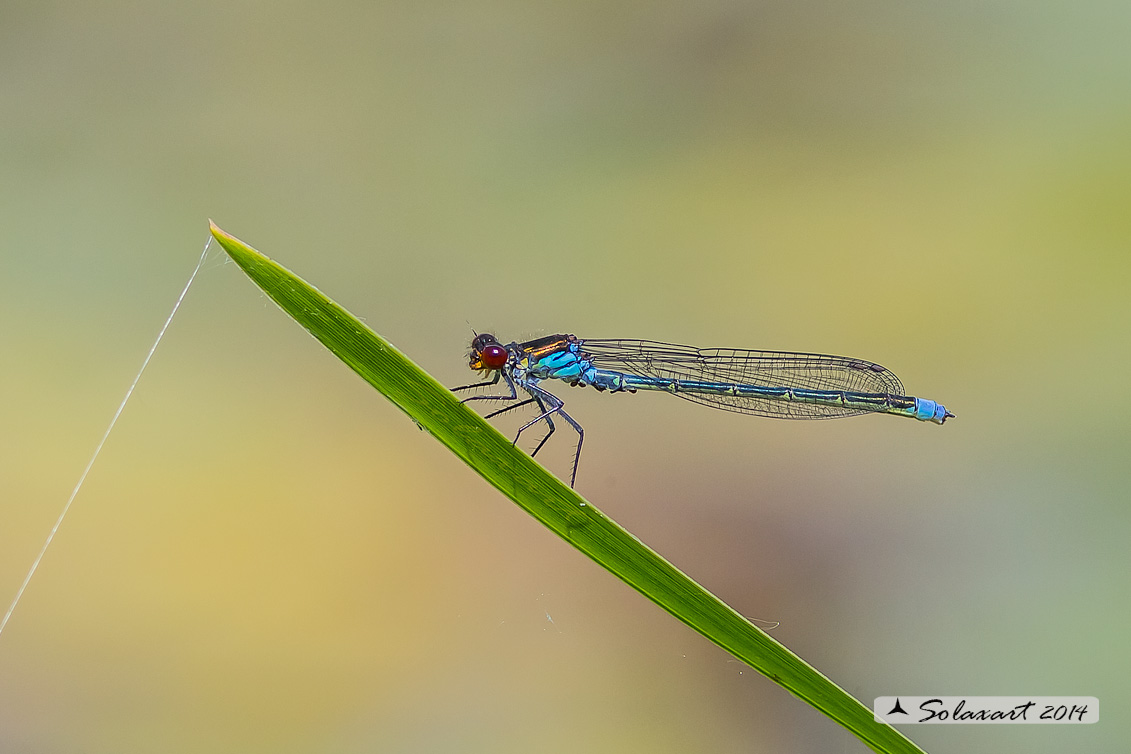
[452,333,953,486]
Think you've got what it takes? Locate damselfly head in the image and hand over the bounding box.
[468,333,508,371]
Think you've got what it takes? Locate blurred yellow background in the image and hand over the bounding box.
[1,2,1128,752]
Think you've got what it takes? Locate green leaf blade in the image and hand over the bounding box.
[208,221,927,754]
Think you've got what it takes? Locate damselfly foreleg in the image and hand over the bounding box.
[451,370,502,394]
[453,371,520,407]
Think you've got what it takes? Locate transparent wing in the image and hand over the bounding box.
[578,339,907,419]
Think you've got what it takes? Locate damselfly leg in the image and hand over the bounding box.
[515,382,584,487]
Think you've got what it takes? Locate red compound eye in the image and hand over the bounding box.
[479,344,508,369]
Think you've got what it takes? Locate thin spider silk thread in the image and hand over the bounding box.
[0,236,215,640]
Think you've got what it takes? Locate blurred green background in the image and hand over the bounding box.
[1,2,1128,752]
